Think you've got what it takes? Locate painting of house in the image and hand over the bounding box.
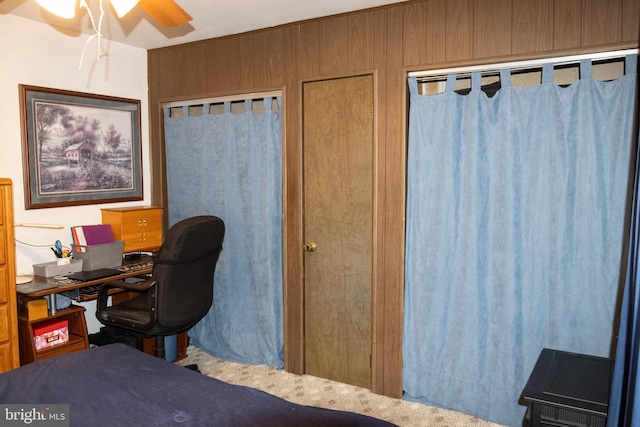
[63,140,92,166]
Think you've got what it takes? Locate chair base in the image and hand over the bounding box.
[154,335,165,359]
[89,325,144,350]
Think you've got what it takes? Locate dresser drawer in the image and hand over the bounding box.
[121,230,163,252]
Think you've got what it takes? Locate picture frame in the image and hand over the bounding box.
[19,85,143,209]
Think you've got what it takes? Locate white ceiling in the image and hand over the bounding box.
[0,0,408,50]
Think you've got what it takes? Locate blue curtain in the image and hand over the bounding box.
[163,98,284,368]
[608,90,640,425]
[404,56,637,426]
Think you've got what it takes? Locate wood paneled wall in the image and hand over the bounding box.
[148,0,639,398]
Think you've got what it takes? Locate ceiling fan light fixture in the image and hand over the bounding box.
[35,0,77,19]
[109,0,140,18]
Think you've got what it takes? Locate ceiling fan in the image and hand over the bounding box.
[137,0,191,27]
[27,0,192,28]
[7,0,193,68]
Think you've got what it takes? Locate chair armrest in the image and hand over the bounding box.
[102,278,156,293]
[96,279,157,314]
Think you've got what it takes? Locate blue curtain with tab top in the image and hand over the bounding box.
[163,97,284,368]
[404,56,637,426]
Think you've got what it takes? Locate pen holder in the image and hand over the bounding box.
[56,257,71,266]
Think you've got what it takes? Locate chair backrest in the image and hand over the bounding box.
[151,215,225,333]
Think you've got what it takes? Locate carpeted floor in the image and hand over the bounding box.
[177,345,507,427]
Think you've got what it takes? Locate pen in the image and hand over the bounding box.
[51,247,61,258]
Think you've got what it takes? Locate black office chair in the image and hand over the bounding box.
[96,215,225,359]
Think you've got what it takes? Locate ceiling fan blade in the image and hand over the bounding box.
[139,0,192,27]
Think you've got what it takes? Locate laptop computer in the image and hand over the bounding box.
[67,268,122,282]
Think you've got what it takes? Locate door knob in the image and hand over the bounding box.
[304,242,318,252]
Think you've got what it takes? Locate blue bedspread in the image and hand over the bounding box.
[0,344,396,426]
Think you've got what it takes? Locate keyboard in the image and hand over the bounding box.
[118,260,154,273]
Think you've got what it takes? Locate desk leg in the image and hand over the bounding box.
[48,294,57,315]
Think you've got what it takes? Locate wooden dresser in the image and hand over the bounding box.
[0,179,20,372]
[101,206,163,253]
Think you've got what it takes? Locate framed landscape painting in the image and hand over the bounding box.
[19,85,142,209]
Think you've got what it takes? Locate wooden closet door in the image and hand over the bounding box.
[302,75,374,389]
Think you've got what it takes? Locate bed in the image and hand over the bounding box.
[0,343,396,426]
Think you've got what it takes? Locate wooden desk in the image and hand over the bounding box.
[16,257,154,300]
[16,257,188,365]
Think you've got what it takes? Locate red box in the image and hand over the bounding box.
[33,318,69,351]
